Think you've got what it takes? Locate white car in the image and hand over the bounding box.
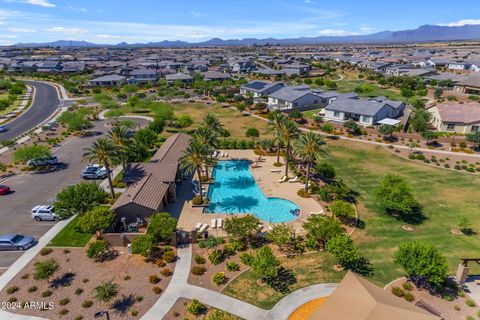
[31,205,59,221]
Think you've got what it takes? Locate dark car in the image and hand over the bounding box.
[0,185,10,195]
[0,126,7,132]
[0,234,36,251]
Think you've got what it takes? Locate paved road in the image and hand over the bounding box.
[0,81,60,142]
[0,118,148,269]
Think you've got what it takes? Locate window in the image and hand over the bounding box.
[472,126,479,132]
[362,116,372,123]
[333,111,340,117]
[446,124,455,131]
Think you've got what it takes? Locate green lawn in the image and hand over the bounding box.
[0,92,23,117]
[325,140,480,285]
[48,215,93,247]
[320,79,404,101]
[222,252,345,309]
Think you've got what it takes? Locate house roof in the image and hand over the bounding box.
[241,80,283,93]
[165,73,193,81]
[151,133,191,163]
[111,174,168,212]
[90,74,126,82]
[309,271,441,320]
[268,85,312,102]
[435,103,480,124]
[123,162,179,184]
[326,97,401,116]
[457,76,480,88]
[131,69,157,76]
[202,71,231,80]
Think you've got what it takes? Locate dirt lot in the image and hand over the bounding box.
[0,247,175,320]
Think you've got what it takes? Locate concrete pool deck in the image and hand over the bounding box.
[175,149,324,234]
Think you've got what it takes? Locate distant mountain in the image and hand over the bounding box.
[12,24,480,48]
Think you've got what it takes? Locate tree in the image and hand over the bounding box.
[147,212,177,243]
[108,125,132,172]
[394,240,448,286]
[293,132,327,191]
[266,224,294,251]
[93,280,119,306]
[176,114,194,128]
[127,95,140,112]
[54,182,108,218]
[180,140,209,203]
[410,109,431,133]
[434,88,443,99]
[314,162,336,181]
[224,215,260,243]
[317,180,354,202]
[77,206,115,238]
[134,128,158,148]
[374,174,418,217]
[266,111,287,164]
[148,116,165,134]
[421,130,436,145]
[13,145,52,163]
[466,131,480,149]
[33,259,59,282]
[331,200,356,222]
[86,240,111,261]
[83,138,117,198]
[245,127,260,142]
[104,109,125,122]
[131,234,157,257]
[344,120,361,135]
[378,124,396,140]
[302,215,343,249]
[280,120,299,177]
[202,113,224,135]
[251,246,280,281]
[326,233,372,275]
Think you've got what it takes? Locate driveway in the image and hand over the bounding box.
[0,118,148,269]
[0,81,60,142]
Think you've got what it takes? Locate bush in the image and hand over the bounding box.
[131,234,157,257]
[403,292,415,302]
[160,268,172,277]
[240,252,254,266]
[392,286,404,297]
[155,259,166,267]
[402,282,413,291]
[40,248,53,256]
[59,298,70,306]
[59,308,69,315]
[6,286,19,294]
[212,272,226,286]
[86,240,110,261]
[75,288,83,295]
[192,265,207,275]
[192,196,204,205]
[208,250,223,265]
[135,295,143,302]
[130,308,139,316]
[187,299,206,316]
[27,286,38,293]
[162,251,176,263]
[54,182,108,218]
[415,154,425,160]
[33,259,59,282]
[226,261,240,272]
[42,290,53,297]
[223,243,237,256]
[81,300,93,308]
[194,255,206,264]
[152,286,162,294]
[149,275,160,284]
[147,212,177,243]
[466,299,476,307]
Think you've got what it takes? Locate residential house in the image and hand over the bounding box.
[89,74,126,87]
[202,71,231,81]
[454,76,480,95]
[325,96,405,126]
[165,73,193,84]
[448,61,471,71]
[267,85,322,112]
[229,59,256,73]
[36,61,63,73]
[429,103,480,134]
[282,63,311,76]
[240,80,284,98]
[128,68,159,84]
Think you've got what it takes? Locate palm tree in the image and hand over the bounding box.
[93,280,119,306]
[180,140,208,202]
[83,138,117,198]
[294,132,327,191]
[266,111,287,164]
[108,125,131,172]
[194,127,219,180]
[280,120,299,178]
[202,113,224,134]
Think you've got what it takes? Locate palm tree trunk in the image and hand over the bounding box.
[284,142,290,178]
[305,161,311,192]
[197,168,204,202]
[105,163,115,199]
[276,142,281,164]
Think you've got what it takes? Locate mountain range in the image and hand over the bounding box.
[12,24,480,48]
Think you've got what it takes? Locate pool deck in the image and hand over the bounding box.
[175,149,324,235]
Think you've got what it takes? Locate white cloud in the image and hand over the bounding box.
[8,27,35,32]
[317,29,358,36]
[360,26,376,33]
[5,0,55,8]
[0,34,17,38]
[67,5,86,12]
[45,26,87,35]
[438,19,480,27]
[189,11,203,18]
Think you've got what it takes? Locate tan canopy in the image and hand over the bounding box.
[309,271,441,320]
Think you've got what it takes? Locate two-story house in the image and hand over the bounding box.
[240,81,284,98]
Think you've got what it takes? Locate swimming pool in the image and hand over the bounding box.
[206,160,299,223]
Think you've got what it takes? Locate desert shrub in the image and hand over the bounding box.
[160,268,172,277]
[7,297,17,303]
[149,275,160,284]
[208,250,223,265]
[194,255,206,264]
[240,252,254,266]
[163,251,176,263]
[152,286,162,294]
[192,265,207,276]
[226,261,240,272]
[402,282,413,291]
[59,308,69,315]
[59,298,70,306]
[40,248,53,256]
[75,288,83,295]
[42,290,53,297]
[403,292,415,302]
[391,286,404,297]
[212,272,226,286]
[223,243,237,256]
[27,286,38,293]
[466,299,476,307]
[187,299,206,316]
[6,286,19,294]
[135,295,143,302]
[131,308,139,316]
[81,300,93,308]
[155,259,166,267]
[86,240,110,261]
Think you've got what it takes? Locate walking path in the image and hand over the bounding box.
[143,244,336,320]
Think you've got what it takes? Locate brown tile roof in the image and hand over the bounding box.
[151,133,191,164]
[112,173,168,211]
[310,271,440,320]
[123,162,179,184]
[458,76,480,88]
[436,103,480,124]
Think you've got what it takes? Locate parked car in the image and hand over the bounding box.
[0,234,36,251]
[31,205,59,221]
[26,155,58,167]
[80,165,107,179]
[0,126,7,132]
[0,185,10,195]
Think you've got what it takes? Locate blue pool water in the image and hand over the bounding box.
[206,160,299,223]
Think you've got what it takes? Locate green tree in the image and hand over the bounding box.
[266,224,294,252]
[410,109,431,133]
[127,95,140,112]
[266,111,287,164]
[326,233,371,275]
[394,240,448,286]
[245,127,260,142]
[374,174,418,217]
[86,240,111,261]
[280,120,299,178]
[147,212,177,243]
[176,114,194,128]
[434,88,443,99]
[314,162,336,181]
[83,138,117,198]
[251,246,280,281]
[54,182,108,218]
[344,120,361,135]
[303,215,343,249]
[224,215,261,243]
[180,140,209,202]
[194,126,218,181]
[13,145,52,163]
[293,132,327,191]
[466,131,480,149]
[33,259,59,283]
[331,200,356,222]
[93,280,119,306]
[131,234,157,257]
[134,128,158,148]
[108,124,132,172]
[104,109,125,122]
[77,206,115,238]
[378,124,396,140]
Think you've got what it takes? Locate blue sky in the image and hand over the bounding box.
[1,0,480,44]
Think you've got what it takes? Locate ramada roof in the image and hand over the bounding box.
[436,103,480,124]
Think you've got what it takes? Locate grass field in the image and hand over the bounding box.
[0,92,22,117]
[48,215,93,247]
[322,79,404,101]
[222,252,345,309]
[325,140,480,285]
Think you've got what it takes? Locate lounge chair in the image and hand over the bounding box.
[199,224,208,233]
[212,151,218,158]
[270,169,281,173]
[278,176,288,183]
[225,153,229,158]
[218,151,224,158]
[195,222,202,230]
[217,218,223,228]
[211,219,217,229]
[288,176,299,183]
